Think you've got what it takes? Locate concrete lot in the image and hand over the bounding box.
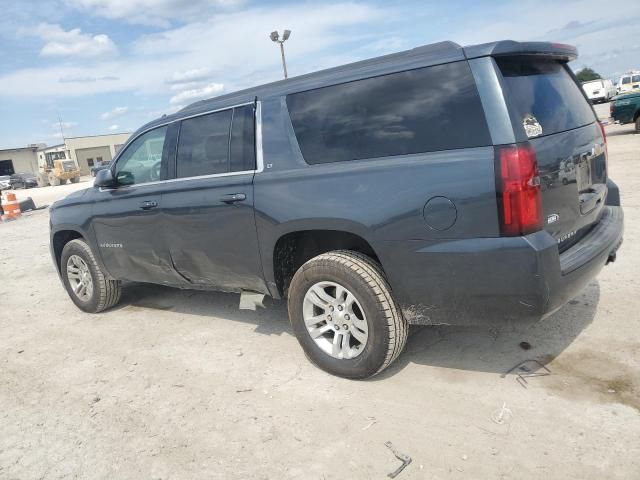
[1,111,639,479]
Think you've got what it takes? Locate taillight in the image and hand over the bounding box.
[599,120,607,143]
[598,121,609,178]
[495,143,543,236]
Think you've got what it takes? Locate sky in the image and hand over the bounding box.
[1,0,639,149]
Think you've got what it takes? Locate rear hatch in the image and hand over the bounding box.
[581,79,604,99]
[496,57,607,250]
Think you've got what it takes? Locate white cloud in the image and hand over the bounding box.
[59,74,119,83]
[100,106,128,120]
[65,0,245,26]
[166,68,212,85]
[1,3,387,100]
[170,82,224,104]
[108,124,119,131]
[30,23,117,58]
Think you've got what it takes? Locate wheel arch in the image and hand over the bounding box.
[270,227,381,299]
[51,228,85,274]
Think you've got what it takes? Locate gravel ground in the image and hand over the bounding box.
[1,113,639,479]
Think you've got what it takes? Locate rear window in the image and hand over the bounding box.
[286,61,491,165]
[497,59,595,138]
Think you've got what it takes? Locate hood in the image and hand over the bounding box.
[613,91,640,101]
[50,187,90,210]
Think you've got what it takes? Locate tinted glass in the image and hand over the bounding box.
[286,61,491,164]
[633,75,640,83]
[622,77,631,84]
[177,109,232,178]
[230,105,256,172]
[497,59,596,138]
[115,126,167,186]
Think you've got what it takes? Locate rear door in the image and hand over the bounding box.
[161,104,266,293]
[496,58,606,250]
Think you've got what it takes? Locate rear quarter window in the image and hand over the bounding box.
[286,61,491,165]
[497,58,595,138]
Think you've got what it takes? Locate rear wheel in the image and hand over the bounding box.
[288,250,408,379]
[635,115,640,134]
[61,239,121,313]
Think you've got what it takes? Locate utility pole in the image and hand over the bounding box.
[57,114,66,141]
[270,30,291,79]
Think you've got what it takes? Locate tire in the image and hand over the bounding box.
[635,116,640,134]
[288,250,408,379]
[70,176,80,183]
[48,173,61,186]
[36,173,49,188]
[60,239,121,313]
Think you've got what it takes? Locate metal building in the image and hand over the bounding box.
[38,133,131,175]
[0,145,42,176]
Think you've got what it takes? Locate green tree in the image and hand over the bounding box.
[576,67,602,82]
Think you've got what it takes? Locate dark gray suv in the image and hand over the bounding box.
[50,40,623,378]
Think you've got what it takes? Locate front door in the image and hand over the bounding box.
[92,125,179,284]
[161,104,267,294]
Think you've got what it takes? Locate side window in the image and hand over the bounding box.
[230,105,256,172]
[115,126,167,186]
[176,109,232,178]
[87,158,94,167]
[286,61,491,164]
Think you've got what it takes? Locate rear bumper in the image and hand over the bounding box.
[381,206,624,325]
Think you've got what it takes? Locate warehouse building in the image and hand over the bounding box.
[0,145,42,176]
[2,133,131,177]
[38,133,131,175]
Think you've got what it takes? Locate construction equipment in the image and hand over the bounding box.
[37,152,81,187]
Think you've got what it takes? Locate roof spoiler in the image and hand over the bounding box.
[463,40,577,62]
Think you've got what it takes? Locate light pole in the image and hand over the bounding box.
[270,29,291,79]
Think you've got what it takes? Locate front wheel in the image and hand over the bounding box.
[288,250,408,379]
[60,239,121,313]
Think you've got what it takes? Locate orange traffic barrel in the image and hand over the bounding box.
[1,192,22,221]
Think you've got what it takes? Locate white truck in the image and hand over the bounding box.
[581,79,616,103]
[616,71,640,94]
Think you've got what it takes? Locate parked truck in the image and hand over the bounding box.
[37,151,81,187]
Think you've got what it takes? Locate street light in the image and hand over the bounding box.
[270,29,291,79]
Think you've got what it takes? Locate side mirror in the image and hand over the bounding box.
[94,169,115,188]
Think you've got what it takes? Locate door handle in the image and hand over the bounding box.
[220,193,246,204]
[139,200,158,210]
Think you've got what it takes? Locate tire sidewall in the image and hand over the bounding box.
[288,260,391,379]
[60,240,102,313]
